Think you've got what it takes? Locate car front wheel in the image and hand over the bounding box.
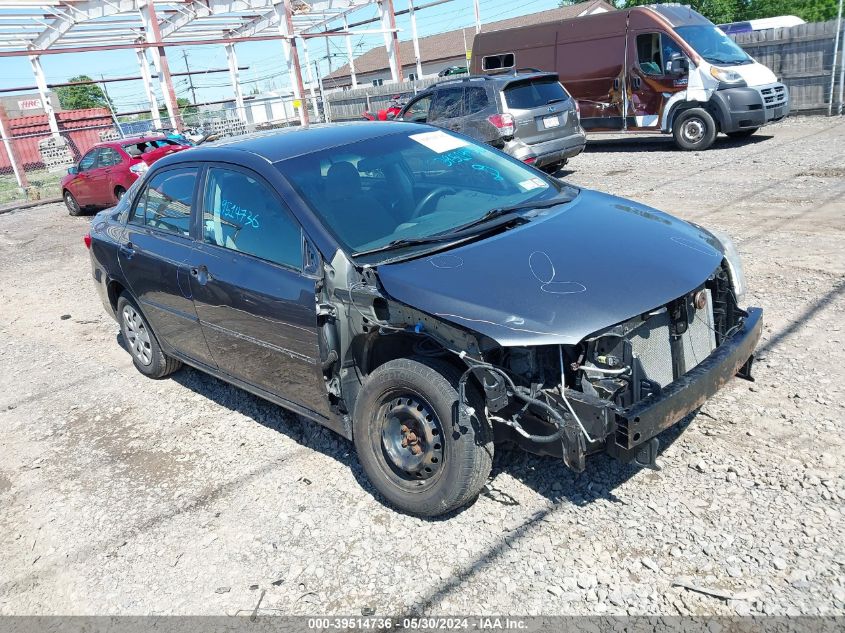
[353,357,493,517]
[64,190,82,216]
[673,108,717,151]
[117,293,182,379]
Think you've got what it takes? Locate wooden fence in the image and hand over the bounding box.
[733,19,842,113]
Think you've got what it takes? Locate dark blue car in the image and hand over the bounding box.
[87,122,761,516]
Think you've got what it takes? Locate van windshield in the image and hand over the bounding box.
[276,130,573,260]
[675,25,752,65]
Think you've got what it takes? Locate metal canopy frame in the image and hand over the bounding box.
[0,0,405,129]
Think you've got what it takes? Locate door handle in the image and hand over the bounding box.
[632,76,642,90]
[613,78,620,90]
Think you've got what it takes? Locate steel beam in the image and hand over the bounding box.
[343,14,357,88]
[277,0,308,126]
[139,0,181,131]
[136,48,162,129]
[408,0,422,79]
[378,0,402,83]
[225,43,246,121]
[28,55,61,138]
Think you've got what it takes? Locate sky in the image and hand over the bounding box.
[0,0,563,115]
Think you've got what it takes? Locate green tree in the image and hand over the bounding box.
[56,75,112,110]
[158,97,198,120]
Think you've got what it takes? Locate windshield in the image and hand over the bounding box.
[277,130,570,259]
[675,25,752,65]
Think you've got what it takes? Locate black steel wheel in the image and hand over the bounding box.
[353,357,493,517]
[673,108,717,151]
[64,190,82,216]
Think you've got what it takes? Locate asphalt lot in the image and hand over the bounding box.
[1,116,843,616]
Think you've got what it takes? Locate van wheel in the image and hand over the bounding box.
[727,128,758,139]
[64,190,82,216]
[117,293,182,379]
[353,358,493,517]
[673,108,717,151]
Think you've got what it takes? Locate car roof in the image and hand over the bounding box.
[157,121,426,165]
[93,135,168,149]
[435,70,558,89]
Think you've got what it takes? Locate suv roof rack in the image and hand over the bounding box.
[436,74,495,85]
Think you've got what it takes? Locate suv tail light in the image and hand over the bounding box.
[83,233,92,250]
[574,98,581,121]
[487,112,515,136]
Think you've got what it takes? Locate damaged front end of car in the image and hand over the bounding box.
[318,245,762,472]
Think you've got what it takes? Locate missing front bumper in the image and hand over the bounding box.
[605,307,763,463]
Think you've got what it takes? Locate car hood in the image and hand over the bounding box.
[376,189,725,346]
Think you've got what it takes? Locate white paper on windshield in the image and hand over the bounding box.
[518,177,548,191]
[409,130,468,153]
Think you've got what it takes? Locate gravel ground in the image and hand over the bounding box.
[0,116,844,617]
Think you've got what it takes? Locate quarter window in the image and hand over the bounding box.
[202,167,301,270]
[482,53,514,71]
[636,33,683,76]
[130,167,197,236]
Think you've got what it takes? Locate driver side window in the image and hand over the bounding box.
[403,94,432,122]
[78,149,98,172]
[636,33,684,76]
[130,167,197,236]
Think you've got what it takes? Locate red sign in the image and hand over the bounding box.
[18,98,42,110]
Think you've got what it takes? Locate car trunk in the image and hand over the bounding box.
[503,77,579,145]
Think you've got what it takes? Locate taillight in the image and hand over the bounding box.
[83,233,92,249]
[522,157,536,165]
[574,99,581,121]
[487,112,515,136]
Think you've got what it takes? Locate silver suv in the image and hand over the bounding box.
[396,70,586,172]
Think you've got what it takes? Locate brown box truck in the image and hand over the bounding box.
[470,4,789,150]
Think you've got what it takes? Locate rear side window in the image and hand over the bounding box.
[503,78,569,110]
[78,149,98,171]
[464,87,490,114]
[429,88,464,120]
[482,53,514,71]
[202,167,302,270]
[99,147,122,167]
[130,167,197,236]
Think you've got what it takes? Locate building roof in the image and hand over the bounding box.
[323,0,615,84]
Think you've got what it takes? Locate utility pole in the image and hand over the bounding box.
[182,50,197,105]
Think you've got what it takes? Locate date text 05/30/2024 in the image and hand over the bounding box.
[306,617,527,630]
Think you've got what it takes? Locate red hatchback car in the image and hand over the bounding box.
[61,136,190,215]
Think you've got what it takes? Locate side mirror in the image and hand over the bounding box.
[667,52,689,75]
[386,112,396,120]
[67,166,79,175]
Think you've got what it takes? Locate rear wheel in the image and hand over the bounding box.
[64,190,82,216]
[673,108,717,151]
[727,128,758,139]
[117,293,182,379]
[353,358,493,517]
[114,186,126,201]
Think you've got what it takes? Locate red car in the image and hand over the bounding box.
[61,136,190,215]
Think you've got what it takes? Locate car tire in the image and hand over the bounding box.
[114,186,126,201]
[727,128,758,139]
[353,357,493,517]
[64,190,82,216]
[673,108,717,151]
[117,293,182,379]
